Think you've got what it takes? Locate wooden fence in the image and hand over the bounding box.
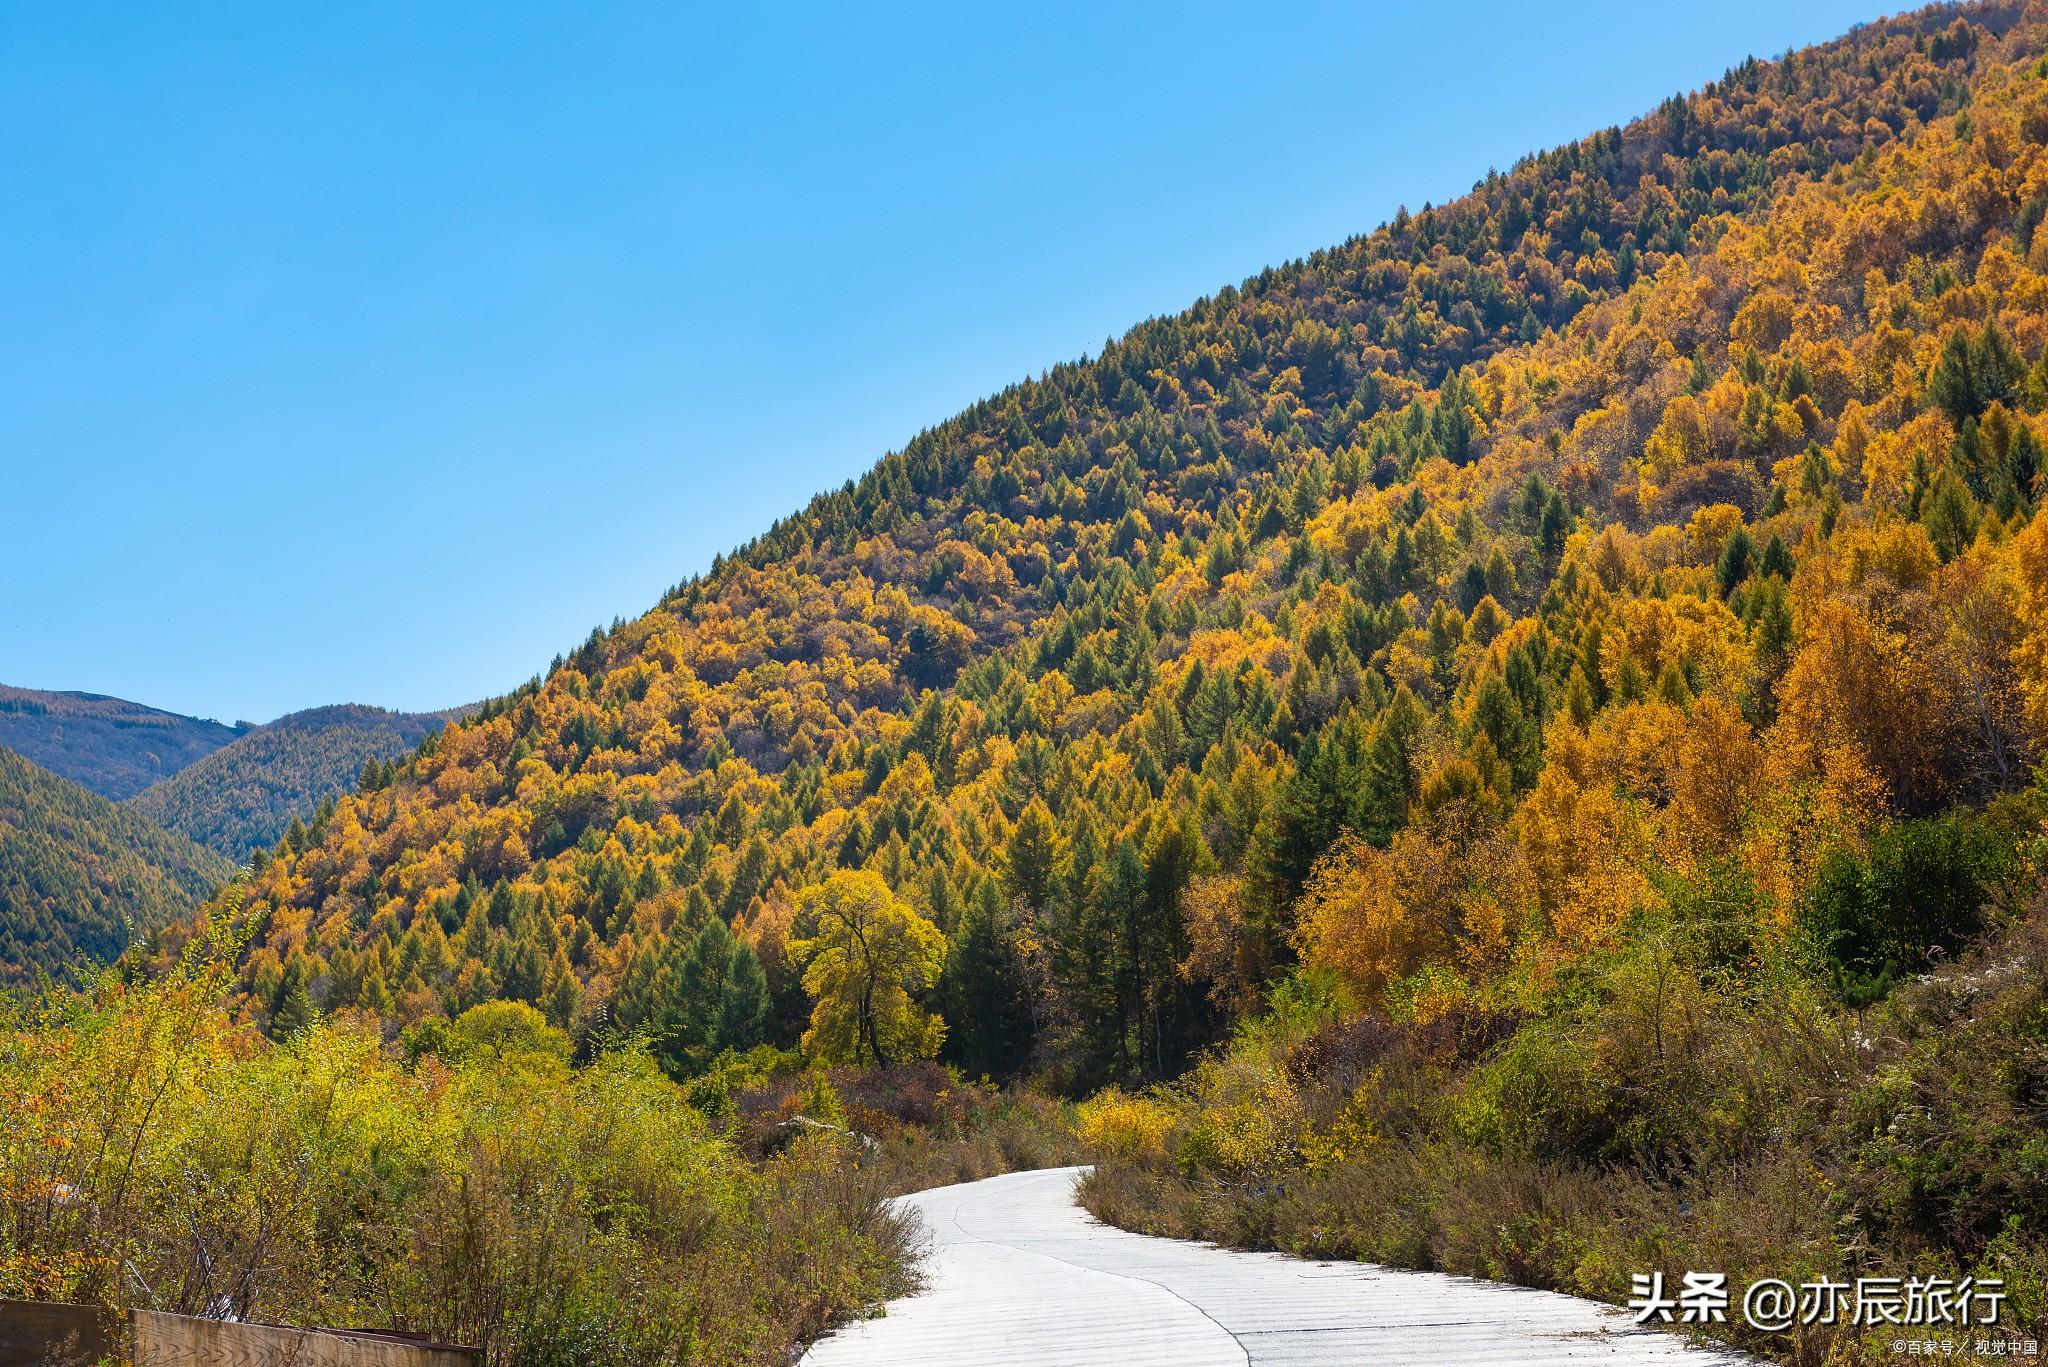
[0,1301,119,1367]
[0,1301,478,1367]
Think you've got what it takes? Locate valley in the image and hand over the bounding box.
[7,3,2048,1362]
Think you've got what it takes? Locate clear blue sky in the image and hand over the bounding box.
[2,0,1886,725]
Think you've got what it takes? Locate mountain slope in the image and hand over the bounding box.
[0,685,248,800]
[0,747,235,980]
[129,704,457,859]
[189,0,2048,1100]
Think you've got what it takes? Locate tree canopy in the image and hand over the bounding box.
[790,870,946,1066]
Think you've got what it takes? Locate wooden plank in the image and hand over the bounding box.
[133,1312,477,1367]
[0,1299,122,1367]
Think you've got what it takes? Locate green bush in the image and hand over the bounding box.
[1801,813,2015,1003]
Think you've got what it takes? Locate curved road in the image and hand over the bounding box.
[804,1167,1754,1366]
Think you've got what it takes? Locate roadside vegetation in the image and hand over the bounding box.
[0,929,1075,1366]
[1081,796,2048,1364]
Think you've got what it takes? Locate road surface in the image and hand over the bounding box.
[803,1167,1755,1366]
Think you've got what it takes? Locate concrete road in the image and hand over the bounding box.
[803,1167,1755,1366]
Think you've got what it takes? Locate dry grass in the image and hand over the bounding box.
[1081,892,2048,1364]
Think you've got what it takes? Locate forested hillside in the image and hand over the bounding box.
[185,0,2048,1101]
[11,1,2042,1357]
[0,686,246,800]
[0,747,234,979]
[130,703,456,858]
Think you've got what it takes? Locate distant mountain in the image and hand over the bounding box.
[0,746,235,980]
[130,704,459,858]
[0,685,248,800]
[0,693,460,975]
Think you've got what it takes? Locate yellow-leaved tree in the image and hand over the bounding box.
[2013,511,2048,749]
[790,870,946,1066]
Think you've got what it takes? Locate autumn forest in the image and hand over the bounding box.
[11,2,2048,1363]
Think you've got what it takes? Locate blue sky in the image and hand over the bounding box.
[2,0,1885,724]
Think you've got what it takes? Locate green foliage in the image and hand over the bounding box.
[1929,321,2025,425]
[0,747,234,980]
[1715,525,1755,594]
[683,1042,802,1120]
[1800,810,2022,1003]
[129,704,451,858]
[448,999,575,1063]
[608,902,770,1077]
[939,881,1035,1079]
[1923,467,1983,562]
[0,685,244,800]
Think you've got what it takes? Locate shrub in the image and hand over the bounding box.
[1075,1088,1177,1163]
[1801,813,2014,1002]
[0,958,913,1366]
[447,999,575,1062]
[1082,877,2048,1365]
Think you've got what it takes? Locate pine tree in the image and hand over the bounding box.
[939,883,1035,1079]
[1924,470,1982,563]
[1716,527,1756,595]
[271,958,316,1038]
[716,938,769,1052]
[1759,533,1795,581]
[1004,799,1061,913]
[1540,492,1571,554]
[1472,675,1541,790]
